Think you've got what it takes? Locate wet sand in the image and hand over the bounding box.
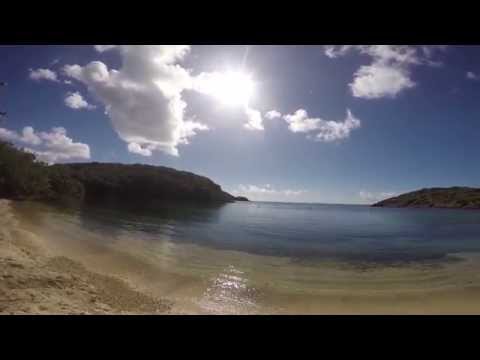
[3,199,480,314]
[0,200,171,314]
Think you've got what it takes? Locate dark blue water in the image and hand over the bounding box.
[76,201,480,264]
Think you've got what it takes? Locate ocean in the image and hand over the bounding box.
[12,200,480,314]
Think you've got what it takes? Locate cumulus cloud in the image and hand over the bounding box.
[467,71,480,80]
[232,184,307,202]
[359,190,397,203]
[29,68,59,82]
[127,119,208,156]
[283,109,361,141]
[63,45,207,156]
[350,63,415,99]
[324,45,446,99]
[284,109,322,133]
[265,110,282,120]
[20,126,42,145]
[64,91,96,110]
[32,127,90,163]
[0,128,19,142]
[0,126,41,145]
[0,126,90,164]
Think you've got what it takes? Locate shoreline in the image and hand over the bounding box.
[3,198,480,314]
[0,199,172,314]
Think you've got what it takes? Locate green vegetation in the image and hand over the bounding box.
[0,141,84,203]
[0,140,237,207]
[372,187,480,209]
[0,140,51,200]
[57,162,235,205]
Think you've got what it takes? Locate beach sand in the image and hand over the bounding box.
[0,199,171,314]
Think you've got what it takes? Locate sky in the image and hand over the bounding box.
[1,45,480,204]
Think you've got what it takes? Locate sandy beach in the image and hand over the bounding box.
[0,199,172,314]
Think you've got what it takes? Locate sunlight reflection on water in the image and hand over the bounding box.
[197,265,259,314]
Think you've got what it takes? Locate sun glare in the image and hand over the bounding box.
[207,71,254,107]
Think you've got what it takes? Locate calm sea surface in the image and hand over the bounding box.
[13,200,480,314]
[77,201,480,262]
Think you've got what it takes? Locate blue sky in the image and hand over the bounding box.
[1,45,480,204]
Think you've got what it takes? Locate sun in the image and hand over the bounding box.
[205,71,255,107]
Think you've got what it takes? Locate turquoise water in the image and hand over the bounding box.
[76,201,480,264]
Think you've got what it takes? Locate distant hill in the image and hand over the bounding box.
[372,187,480,209]
[0,140,247,206]
[55,162,236,205]
[234,196,249,201]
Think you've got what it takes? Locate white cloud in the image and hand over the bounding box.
[350,63,415,99]
[34,127,90,163]
[315,110,361,142]
[324,45,446,99]
[64,91,96,110]
[0,127,19,142]
[0,125,90,164]
[127,142,153,156]
[359,190,397,203]
[29,68,59,82]
[64,80,72,85]
[283,109,361,141]
[467,71,480,80]
[244,107,264,130]
[0,126,41,145]
[284,109,322,133]
[178,121,209,144]
[20,126,42,145]
[265,110,282,120]
[63,45,206,157]
[232,184,307,202]
[126,120,209,156]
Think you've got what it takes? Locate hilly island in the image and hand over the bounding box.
[0,140,247,207]
[373,187,480,209]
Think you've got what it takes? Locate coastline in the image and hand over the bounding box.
[3,198,480,314]
[0,199,172,314]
